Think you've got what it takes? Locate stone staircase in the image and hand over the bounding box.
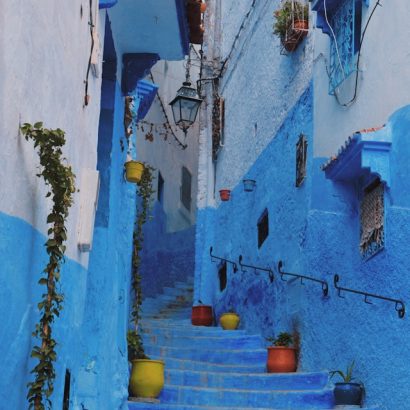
[128,279,377,410]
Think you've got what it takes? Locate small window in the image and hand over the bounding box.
[328,0,362,94]
[157,171,164,204]
[296,134,307,187]
[212,96,224,160]
[360,179,384,259]
[181,166,192,211]
[218,261,227,292]
[257,209,269,248]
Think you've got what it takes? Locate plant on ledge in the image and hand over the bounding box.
[21,122,75,410]
[273,0,309,52]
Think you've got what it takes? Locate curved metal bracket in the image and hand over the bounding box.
[239,255,274,282]
[279,260,329,298]
[210,246,238,273]
[333,274,405,319]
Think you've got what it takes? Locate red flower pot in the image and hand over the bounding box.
[267,346,297,373]
[191,305,213,326]
[219,189,231,201]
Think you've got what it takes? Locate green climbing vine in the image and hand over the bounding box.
[128,164,155,360]
[21,122,75,410]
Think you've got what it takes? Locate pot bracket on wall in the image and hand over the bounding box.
[321,126,391,187]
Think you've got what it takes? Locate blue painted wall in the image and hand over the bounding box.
[0,212,88,409]
[140,202,195,299]
[197,80,410,409]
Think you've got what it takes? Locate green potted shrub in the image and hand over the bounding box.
[273,1,309,52]
[330,361,364,405]
[266,332,297,373]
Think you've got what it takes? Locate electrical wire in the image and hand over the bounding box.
[321,0,382,107]
[218,0,257,77]
[149,72,188,150]
[84,0,95,106]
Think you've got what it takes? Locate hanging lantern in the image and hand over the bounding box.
[169,81,202,135]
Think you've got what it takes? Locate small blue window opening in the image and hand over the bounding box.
[257,209,269,248]
[327,0,362,94]
[157,171,164,204]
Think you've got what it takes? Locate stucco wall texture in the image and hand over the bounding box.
[197,81,410,408]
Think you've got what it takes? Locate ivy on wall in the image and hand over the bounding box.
[21,122,75,410]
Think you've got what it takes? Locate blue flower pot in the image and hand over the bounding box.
[334,382,363,405]
[243,179,256,192]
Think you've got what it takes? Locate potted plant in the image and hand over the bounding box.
[219,189,231,201]
[273,1,309,52]
[243,179,256,192]
[330,361,364,405]
[266,332,297,373]
[219,310,240,330]
[191,300,214,326]
[125,159,145,183]
[127,330,164,399]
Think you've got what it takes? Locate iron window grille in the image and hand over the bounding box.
[360,179,384,259]
[181,166,192,211]
[257,209,269,248]
[328,0,362,94]
[296,134,307,187]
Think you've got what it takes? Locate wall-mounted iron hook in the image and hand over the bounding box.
[239,255,275,281]
[333,274,406,319]
[279,261,329,297]
[209,246,238,273]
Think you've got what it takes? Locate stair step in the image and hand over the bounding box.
[164,369,329,391]
[159,385,334,408]
[128,403,295,410]
[143,333,264,349]
[144,345,267,365]
[141,323,250,337]
[162,287,193,297]
[148,355,266,373]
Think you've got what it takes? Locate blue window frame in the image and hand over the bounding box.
[328,0,362,94]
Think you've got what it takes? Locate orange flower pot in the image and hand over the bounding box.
[191,305,213,326]
[267,346,297,373]
[219,189,231,201]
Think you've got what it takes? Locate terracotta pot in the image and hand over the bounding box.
[219,313,240,330]
[200,2,207,13]
[191,305,213,326]
[293,19,308,37]
[267,346,297,373]
[219,189,231,201]
[129,359,164,398]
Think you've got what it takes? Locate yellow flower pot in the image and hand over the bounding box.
[129,359,164,398]
[219,313,240,330]
[125,161,144,183]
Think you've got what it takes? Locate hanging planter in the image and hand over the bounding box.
[243,179,256,192]
[273,1,309,53]
[219,189,231,201]
[129,359,165,398]
[125,160,145,183]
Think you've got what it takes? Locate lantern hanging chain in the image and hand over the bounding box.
[148,72,187,150]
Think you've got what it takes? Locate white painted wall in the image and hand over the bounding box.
[136,59,200,231]
[0,0,105,266]
[312,0,410,157]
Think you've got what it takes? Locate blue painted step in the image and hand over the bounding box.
[144,344,267,365]
[143,333,264,349]
[147,355,266,373]
[164,369,329,391]
[159,385,334,409]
